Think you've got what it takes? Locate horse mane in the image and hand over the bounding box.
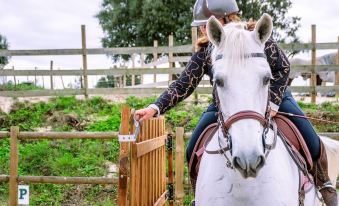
[211,22,249,72]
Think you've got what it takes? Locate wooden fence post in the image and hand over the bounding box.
[311,25,317,103]
[153,40,158,83]
[132,54,135,86]
[141,53,145,85]
[118,106,130,206]
[336,36,339,98]
[50,61,54,90]
[168,35,174,83]
[81,25,89,98]
[12,66,16,88]
[34,67,37,86]
[175,127,185,206]
[9,126,19,206]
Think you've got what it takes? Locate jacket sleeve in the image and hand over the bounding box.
[264,38,290,111]
[151,47,208,114]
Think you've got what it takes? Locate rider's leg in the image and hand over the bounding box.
[186,103,218,163]
[278,89,320,160]
[278,89,337,206]
[186,103,217,205]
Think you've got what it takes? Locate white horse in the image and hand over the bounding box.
[196,14,339,206]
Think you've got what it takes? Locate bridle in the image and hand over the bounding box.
[204,52,278,169]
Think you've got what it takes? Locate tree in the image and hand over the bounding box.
[237,0,301,43]
[96,0,195,62]
[97,0,300,61]
[0,34,9,69]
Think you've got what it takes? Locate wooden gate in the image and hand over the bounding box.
[118,106,170,206]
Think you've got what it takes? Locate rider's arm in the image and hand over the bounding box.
[264,38,291,112]
[149,46,209,115]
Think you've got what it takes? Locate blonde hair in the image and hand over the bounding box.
[196,14,257,49]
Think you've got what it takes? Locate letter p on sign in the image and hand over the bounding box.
[18,185,29,205]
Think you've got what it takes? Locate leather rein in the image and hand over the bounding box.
[204,52,278,169]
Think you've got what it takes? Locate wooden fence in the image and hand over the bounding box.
[0,106,171,206]
[0,25,339,102]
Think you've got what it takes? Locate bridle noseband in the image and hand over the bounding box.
[205,52,277,169]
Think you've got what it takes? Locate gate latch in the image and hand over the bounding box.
[118,119,140,142]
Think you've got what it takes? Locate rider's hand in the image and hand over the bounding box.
[270,110,277,117]
[134,107,157,122]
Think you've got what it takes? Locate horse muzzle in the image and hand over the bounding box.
[232,152,265,178]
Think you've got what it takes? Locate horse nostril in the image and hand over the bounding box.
[233,156,246,170]
[254,155,265,170]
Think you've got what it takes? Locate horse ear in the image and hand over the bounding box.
[253,13,273,44]
[207,16,225,47]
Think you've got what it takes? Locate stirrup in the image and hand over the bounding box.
[319,181,336,191]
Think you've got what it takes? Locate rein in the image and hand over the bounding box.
[277,111,339,124]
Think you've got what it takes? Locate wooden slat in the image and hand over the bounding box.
[0,67,185,76]
[171,56,191,63]
[151,119,156,203]
[0,45,193,56]
[0,132,9,139]
[129,115,138,206]
[1,42,338,57]
[175,127,185,206]
[153,191,167,206]
[1,65,338,77]
[0,175,9,183]
[136,134,167,158]
[1,86,339,98]
[118,106,130,206]
[141,120,146,205]
[9,126,19,206]
[18,176,118,184]
[18,132,118,140]
[279,42,339,51]
[156,119,160,200]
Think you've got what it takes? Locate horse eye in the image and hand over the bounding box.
[215,78,224,87]
[263,76,271,86]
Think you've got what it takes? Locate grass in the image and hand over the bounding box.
[0,96,337,205]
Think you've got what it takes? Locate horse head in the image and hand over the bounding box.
[206,13,273,178]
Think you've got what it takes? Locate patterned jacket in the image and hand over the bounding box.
[150,38,290,114]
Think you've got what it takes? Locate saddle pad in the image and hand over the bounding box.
[188,123,218,181]
[274,114,313,170]
[188,114,313,181]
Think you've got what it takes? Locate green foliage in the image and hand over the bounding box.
[97,0,301,62]
[95,75,142,88]
[125,96,157,109]
[238,0,301,43]
[96,0,195,62]
[0,34,9,67]
[0,82,43,91]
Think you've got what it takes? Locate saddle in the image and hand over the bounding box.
[188,114,313,182]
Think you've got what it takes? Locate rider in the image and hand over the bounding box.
[135,0,337,205]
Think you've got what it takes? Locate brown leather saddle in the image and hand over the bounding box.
[188,114,313,182]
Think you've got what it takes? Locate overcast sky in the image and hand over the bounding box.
[0,0,338,87]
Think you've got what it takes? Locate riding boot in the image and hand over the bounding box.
[310,141,338,206]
